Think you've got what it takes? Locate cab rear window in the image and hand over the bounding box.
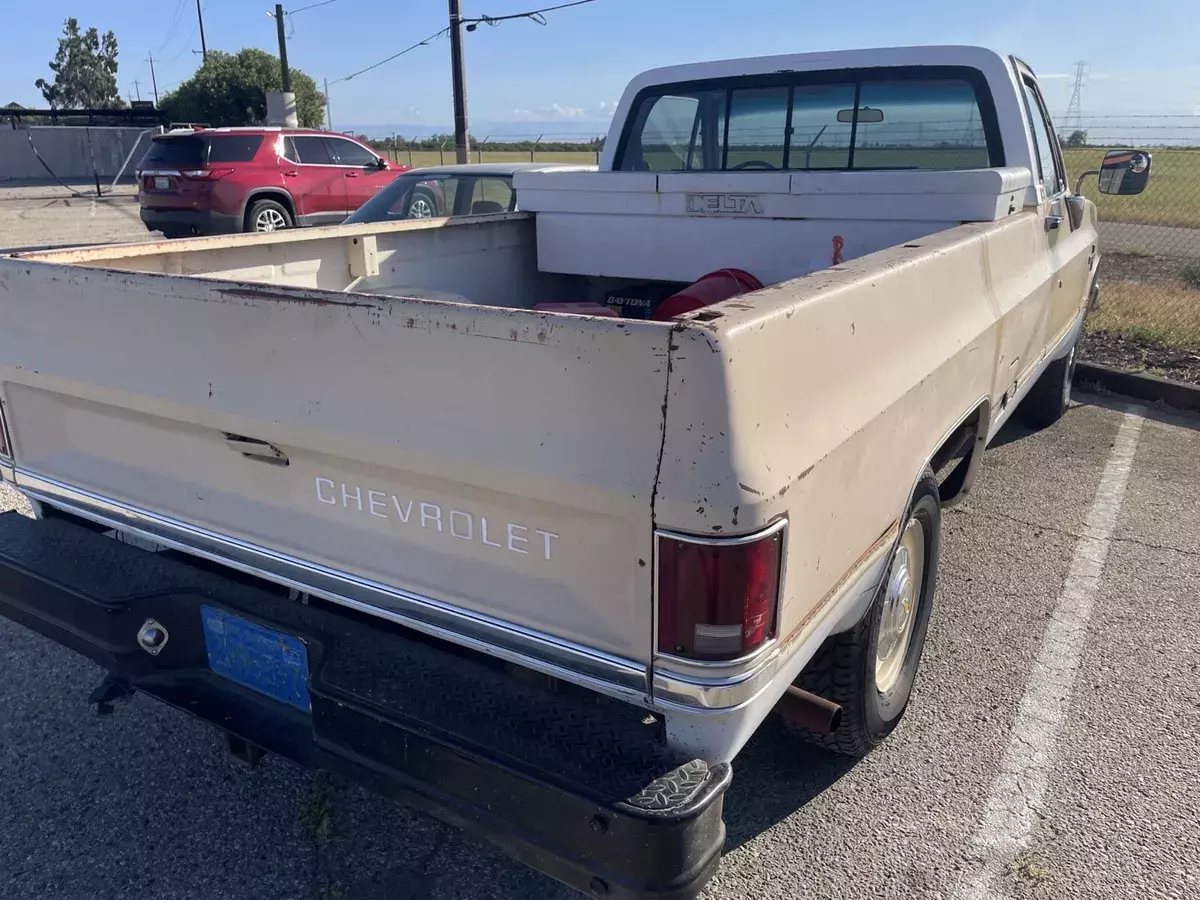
[142,136,205,167]
[141,134,264,167]
[616,66,1002,173]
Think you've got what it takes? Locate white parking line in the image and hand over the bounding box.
[954,406,1145,900]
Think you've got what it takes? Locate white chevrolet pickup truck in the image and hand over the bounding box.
[0,46,1152,898]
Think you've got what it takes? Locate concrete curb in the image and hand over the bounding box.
[1075,361,1200,413]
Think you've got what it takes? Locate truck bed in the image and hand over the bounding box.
[0,195,1078,747]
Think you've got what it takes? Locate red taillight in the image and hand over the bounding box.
[656,524,784,661]
[181,168,234,180]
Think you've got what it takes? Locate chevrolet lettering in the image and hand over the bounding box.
[315,477,560,561]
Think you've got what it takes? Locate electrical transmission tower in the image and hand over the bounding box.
[1063,60,1089,135]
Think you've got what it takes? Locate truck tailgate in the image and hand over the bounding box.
[0,261,670,670]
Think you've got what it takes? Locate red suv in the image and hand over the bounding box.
[136,127,408,237]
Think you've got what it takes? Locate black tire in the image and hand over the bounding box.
[406,187,440,219]
[785,471,942,757]
[245,199,293,233]
[1019,341,1077,429]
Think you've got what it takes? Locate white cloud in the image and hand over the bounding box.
[512,103,587,121]
[509,101,622,122]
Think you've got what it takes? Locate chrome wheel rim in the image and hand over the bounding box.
[408,197,435,219]
[254,208,287,232]
[875,516,926,694]
[1062,345,1076,409]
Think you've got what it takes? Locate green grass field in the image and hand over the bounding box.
[1086,279,1200,349]
[1065,148,1200,229]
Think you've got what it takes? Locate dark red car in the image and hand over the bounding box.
[136,127,408,237]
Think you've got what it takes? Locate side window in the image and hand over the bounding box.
[330,138,378,167]
[725,87,789,170]
[469,177,515,213]
[1021,81,1065,197]
[620,91,724,172]
[280,136,299,163]
[206,135,264,163]
[292,135,333,165]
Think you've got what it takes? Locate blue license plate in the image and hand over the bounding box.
[201,605,311,712]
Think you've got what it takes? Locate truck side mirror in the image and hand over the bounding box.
[1097,149,1152,195]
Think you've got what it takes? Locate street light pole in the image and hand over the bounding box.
[447,0,470,164]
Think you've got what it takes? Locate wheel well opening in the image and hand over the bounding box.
[244,192,295,228]
[932,402,988,506]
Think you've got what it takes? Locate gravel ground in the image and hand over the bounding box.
[0,395,1197,900]
[1080,331,1200,385]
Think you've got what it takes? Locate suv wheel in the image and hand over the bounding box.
[247,199,293,233]
[407,188,439,219]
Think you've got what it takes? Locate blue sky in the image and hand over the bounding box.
[4,0,1198,135]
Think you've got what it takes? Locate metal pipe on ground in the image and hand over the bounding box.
[775,686,843,733]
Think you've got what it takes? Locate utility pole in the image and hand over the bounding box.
[132,79,142,102]
[324,78,333,131]
[447,0,471,164]
[147,53,160,105]
[196,0,208,62]
[274,4,292,93]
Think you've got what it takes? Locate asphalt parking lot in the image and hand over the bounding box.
[0,183,152,252]
[1,395,1197,900]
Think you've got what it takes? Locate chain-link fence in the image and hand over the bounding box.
[1067,143,1200,385]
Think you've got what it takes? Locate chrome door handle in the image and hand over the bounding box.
[1045,215,1062,231]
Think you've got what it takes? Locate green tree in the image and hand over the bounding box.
[160,49,325,127]
[1065,129,1088,148]
[35,18,122,109]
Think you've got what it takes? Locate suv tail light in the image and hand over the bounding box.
[656,522,784,661]
[181,168,234,180]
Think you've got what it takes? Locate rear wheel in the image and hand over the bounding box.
[246,199,293,233]
[785,472,941,757]
[1020,341,1077,429]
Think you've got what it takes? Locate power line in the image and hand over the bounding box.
[163,20,200,63]
[329,0,601,85]
[157,0,188,53]
[330,27,451,84]
[288,0,346,13]
[464,0,599,30]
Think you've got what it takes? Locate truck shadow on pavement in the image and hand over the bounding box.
[717,716,859,852]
